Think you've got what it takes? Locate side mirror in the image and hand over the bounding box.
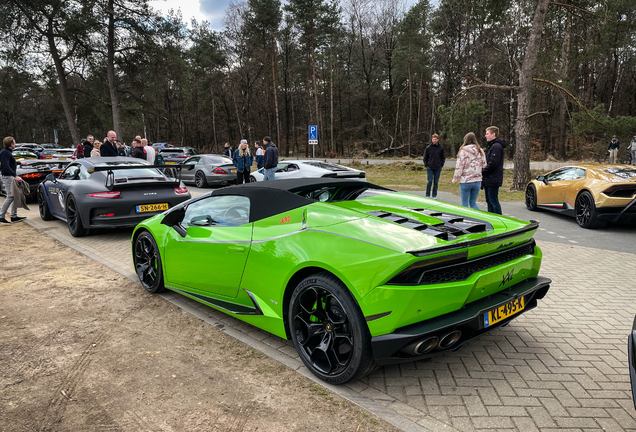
[537,175,548,185]
[45,173,57,182]
[161,206,185,229]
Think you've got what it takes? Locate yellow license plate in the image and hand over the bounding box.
[136,203,169,213]
[165,161,175,165]
[230,169,236,173]
[484,297,525,327]
[59,157,67,160]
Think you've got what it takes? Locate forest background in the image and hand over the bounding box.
[1,0,635,188]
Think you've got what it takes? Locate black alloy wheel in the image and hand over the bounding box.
[249,175,256,183]
[38,187,53,221]
[289,272,376,384]
[133,231,165,293]
[525,185,538,211]
[66,195,88,237]
[195,171,208,188]
[575,191,606,229]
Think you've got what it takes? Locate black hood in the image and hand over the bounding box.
[488,137,507,149]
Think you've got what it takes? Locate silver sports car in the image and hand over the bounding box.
[250,160,366,182]
[179,154,238,187]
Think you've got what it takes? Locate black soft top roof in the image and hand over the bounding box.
[209,178,390,222]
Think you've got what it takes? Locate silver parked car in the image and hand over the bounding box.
[179,154,238,187]
[250,160,366,182]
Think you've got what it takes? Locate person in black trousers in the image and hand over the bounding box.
[482,126,507,215]
[423,134,445,199]
[232,140,253,184]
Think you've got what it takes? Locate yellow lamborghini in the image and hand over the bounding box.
[525,165,636,229]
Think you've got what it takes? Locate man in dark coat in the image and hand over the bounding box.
[262,136,278,181]
[100,130,118,157]
[83,135,94,158]
[224,142,233,158]
[482,126,507,215]
[423,133,445,199]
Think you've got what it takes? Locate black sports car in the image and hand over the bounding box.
[0,159,71,201]
[38,157,191,237]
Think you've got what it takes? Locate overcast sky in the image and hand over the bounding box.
[149,0,232,30]
[149,0,425,31]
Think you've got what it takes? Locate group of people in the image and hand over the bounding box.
[224,137,279,184]
[613,135,636,165]
[75,131,160,164]
[423,126,506,214]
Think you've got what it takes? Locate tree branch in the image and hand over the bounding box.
[527,111,549,119]
[549,2,594,16]
[532,78,606,127]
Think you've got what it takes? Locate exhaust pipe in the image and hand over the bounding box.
[221,181,228,186]
[438,330,462,350]
[400,336,439,356]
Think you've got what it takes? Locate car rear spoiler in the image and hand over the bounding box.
[91,165,183,190]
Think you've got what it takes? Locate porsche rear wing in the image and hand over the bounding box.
[91,164,182,190]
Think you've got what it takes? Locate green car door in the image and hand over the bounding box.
[163,195,252,298]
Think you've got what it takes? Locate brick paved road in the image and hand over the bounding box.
[4,196,636,432]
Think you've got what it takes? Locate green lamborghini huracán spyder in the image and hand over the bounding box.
[131,178,550,384]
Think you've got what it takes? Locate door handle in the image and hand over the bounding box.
[227,245,247,254]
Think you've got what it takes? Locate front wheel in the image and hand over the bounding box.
[525,184,537,211]
[38,187,53,221]
[133,231,165,293]
[249,175,257,183]
[575,191,606,229]
[66,195,88,237]
[195,171,208,188]
[289,272,376,384]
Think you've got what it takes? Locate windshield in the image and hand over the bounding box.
[302,161,350,172]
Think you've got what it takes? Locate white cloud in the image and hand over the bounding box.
[149,0,227,30]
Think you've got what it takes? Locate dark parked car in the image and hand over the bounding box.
[180,154,237,187]
[0,159,71,201]
[37,157,191,237]
[160,147,199,165]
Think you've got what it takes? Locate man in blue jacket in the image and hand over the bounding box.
[262,136,278,181]
[0,136,27,224]
[482,126,507,215]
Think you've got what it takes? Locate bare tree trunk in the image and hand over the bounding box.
[106,0,122,140]
[330,42,334,154]
[512,0,551,190]
[270,29,281,152]
[227,69,244,138]
[47,35,80,145]
[407,45,412,157]
[210,87,218,153]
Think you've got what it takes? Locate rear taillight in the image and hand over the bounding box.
[176,155,188,158]
[213,167,228,174]
[52,170,63,174]
[174,187,188,194]
[22,173,41,179]
[99,213,115,217]
[87,191,121,198]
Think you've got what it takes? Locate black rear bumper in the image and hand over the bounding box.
[371,276,551,365]
[597,197,636,223]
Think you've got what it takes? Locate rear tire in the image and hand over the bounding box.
[133,231,165,293]
[195,171,208,188]
[289,272,376,384]
[66,195,88,237]
[525,184,537,211]
[38,187,53,221]
[575,191,606,229]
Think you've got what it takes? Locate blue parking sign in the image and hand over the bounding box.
[308,125,317,140]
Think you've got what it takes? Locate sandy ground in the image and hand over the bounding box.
[0,223,399,432]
